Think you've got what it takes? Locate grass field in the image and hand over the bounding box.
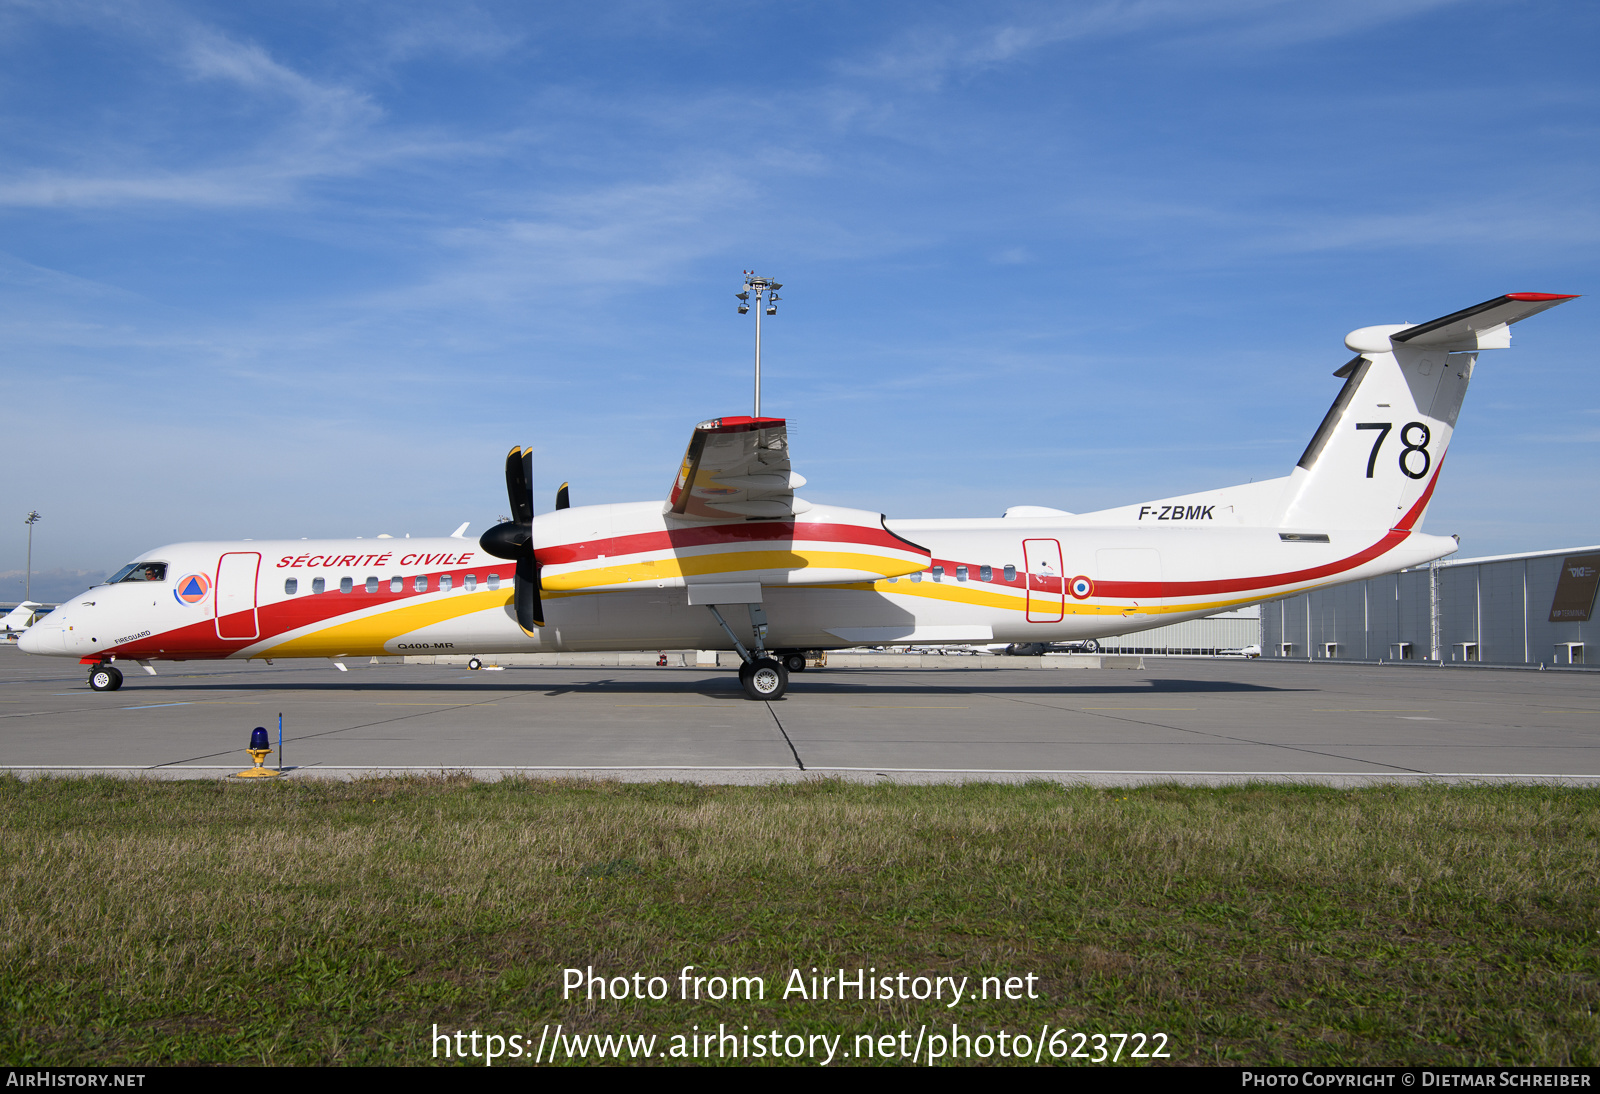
[1,775,1597,1066]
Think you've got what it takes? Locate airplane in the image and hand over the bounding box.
[2,601,42,639]
[19,291,1578,700]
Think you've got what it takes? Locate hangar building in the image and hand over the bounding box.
[1098,605,1260,655]
[1260,545,1599,666]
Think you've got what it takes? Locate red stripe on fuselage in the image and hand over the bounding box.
[913,462,1445,601]
[108,564,505,659]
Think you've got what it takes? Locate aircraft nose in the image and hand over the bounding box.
[18,620,62,655]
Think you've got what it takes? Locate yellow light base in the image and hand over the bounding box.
[234,747,282,778]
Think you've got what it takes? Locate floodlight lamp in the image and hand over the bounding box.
[765,304,776,315]
[736,291,749,300]
[738,304,749,314]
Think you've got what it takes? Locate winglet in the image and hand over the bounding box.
[450,522,470,538]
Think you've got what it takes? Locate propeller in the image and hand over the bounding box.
[479,446,543,633]
[556,482,570,510]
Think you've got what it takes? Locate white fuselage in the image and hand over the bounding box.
[18,494,1457,664]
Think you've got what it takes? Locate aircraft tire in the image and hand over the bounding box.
[783,653,807,673]
[741,658,787,701]
[1082,639,1099,654]
[89,665,123,692]
[467,657,482,670]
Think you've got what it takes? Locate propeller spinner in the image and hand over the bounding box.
[479,446,543,633]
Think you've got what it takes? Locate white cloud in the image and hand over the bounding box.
[849,0,1474,88]
[0,8,472,209]
[182,26,377,129]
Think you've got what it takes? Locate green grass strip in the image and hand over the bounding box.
[1,776,1596,1066]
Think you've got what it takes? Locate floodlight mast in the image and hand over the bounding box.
[23,510,40,603]
[736,271,781,417]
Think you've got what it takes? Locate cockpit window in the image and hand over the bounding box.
[108,562,168,584]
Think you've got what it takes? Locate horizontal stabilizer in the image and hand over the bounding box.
[1347,293,1578,353]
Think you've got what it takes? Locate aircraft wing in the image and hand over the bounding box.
[666,416,810,520]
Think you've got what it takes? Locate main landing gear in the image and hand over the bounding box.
[89,664,124,692]
[705,602,790,701]
[738,658,787,700]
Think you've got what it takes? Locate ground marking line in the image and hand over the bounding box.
[147,692,528,769]
[6,765,1597,779]
[0,695,258,719]
[987,693,1433,776]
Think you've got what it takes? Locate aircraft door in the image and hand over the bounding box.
[1023,538,1064,622]
[215,552,261,641]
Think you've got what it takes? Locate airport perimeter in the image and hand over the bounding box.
[3,644,1596,785]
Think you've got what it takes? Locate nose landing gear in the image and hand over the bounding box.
[89,664,124,692]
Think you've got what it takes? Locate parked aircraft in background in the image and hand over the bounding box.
[20,292,1578,698]
[2,601,42,639]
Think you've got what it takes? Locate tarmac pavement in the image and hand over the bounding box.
[2,644,1597,785]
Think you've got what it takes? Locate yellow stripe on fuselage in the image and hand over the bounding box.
[253,572,1297,658]
[258,589,514,657]
[541,548,924,591]
[824,578,1300,620]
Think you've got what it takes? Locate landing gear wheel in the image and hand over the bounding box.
[783,653,807,673]
[740,657,788,701]
[89,665,123,692]
[1082,639,1099,654]
[467,657,483,670]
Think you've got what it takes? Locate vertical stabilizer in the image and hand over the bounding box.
[1276,293,1576,531]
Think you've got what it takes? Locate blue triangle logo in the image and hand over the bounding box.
[182,578,203,597]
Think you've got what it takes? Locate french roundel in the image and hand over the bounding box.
[174,573,212,605]
[1069,575,1093,600]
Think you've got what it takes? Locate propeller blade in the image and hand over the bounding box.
[505,446,534,525]
[514,555,543,632]
[555,482,570,510]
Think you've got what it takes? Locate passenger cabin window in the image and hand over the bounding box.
[487,573,501,591]
[339,577,353,594]
[464,574,477,591]
[931,566,943,582]
[390,576,403,593]
[910,572,922,583]
[956,565,968,582]
[1003,564,1017,582]
[414,575,428,592]
[284,578,298,596]
[980,565,992,582]
[110,562,168,584]
[440,575,452,591]
[312,577,326,595]
[365,576,379,594]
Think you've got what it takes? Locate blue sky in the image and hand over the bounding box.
[2,0,1596,601]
